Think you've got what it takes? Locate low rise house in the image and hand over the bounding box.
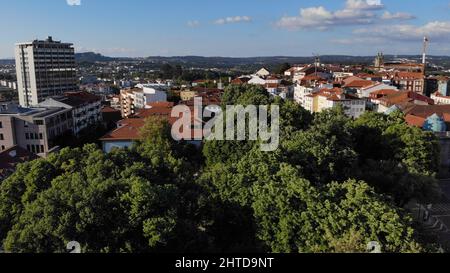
[100,102,201,153]
[376,91,434,113]
[432,92,450,105]
[255,68,270,77]
[304,88,366,119]
[356,82,398,98]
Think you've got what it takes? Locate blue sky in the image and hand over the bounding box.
[0,0,450,58]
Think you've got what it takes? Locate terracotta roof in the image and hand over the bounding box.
[370,89,398,97]
[394,72,424,80]
[0,146,38,179]
[403,105,450,122]
[379,91,434,107]
[302,73,326,81]
[101,106,121,113]
[231,77,250,84]
[344,79,375,88]
[100,119,145,141]
[265,83,280,89]
[404,114,426,128]
[65,91,101,103]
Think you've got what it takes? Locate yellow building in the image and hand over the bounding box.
[180,90,198,101]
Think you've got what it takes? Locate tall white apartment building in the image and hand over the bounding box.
[15,36,78,107]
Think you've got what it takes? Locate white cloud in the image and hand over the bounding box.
[354,21,450,42]
[276,0,384,30]
[187,20,200,28]
[66,0,81,6]
[381,11,415,20]
[214,16,252,25]
[346,0,383,10]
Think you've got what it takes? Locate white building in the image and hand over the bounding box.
[134,84,168,109]
[356,83,398,98]
[305,88,366,119]
[431,92,450,105]
[38,92,102,136]
[247,75,267,85]
[255,68,270,77]
[15,37,77,107]
[294,83,333,107]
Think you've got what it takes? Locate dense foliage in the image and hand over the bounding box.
[0,85,442,253]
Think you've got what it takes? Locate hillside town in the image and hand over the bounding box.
[2,33,450,255]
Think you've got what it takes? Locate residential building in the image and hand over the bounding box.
[376,91,434,113]
[38,92,102,136]
[392,72,425,94]
[231,77,251,85]
[356,82,398,98]
[101,102,201,153]
[255,68,270,77]
[436,76,450,96]
[432,92,450,105]
[120,88,139,118]
[304,88,366,119]
[293,65,331,83]
[247,75,267,85]
[134,84,168,109]
[180,90,198,101]
[15,36,77,107]
[0,103,73,157]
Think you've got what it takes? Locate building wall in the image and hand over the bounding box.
[102,140,134,153]
[1,108,73,157]
[0,116,16,151]
[72,101,102,135]
[15,38,77,107]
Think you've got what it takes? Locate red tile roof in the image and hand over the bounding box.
[65,91,101,103]
[379,91,434,107]
[0,146,38,179]
[404,114,426,128]
[344,79,375,88]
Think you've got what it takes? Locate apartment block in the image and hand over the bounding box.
[15,36,77,107]
[0,103,73,157]
[38,92,102,136]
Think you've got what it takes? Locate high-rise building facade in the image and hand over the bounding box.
[15,36,77,107]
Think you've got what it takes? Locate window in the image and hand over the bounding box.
[0,121,2,128]
[25,133,29,140]
[35,133,38,139]
[0,133,3,140]
[39,133,43,140]
[30,133,34,140]
[41,145,44,153]
[1,145,4,151]
[31,145,36,153]
[27,145,31,152]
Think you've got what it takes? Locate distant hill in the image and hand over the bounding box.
[75,52,116,63]
[2,53,450,70]
[0,59,14,65]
